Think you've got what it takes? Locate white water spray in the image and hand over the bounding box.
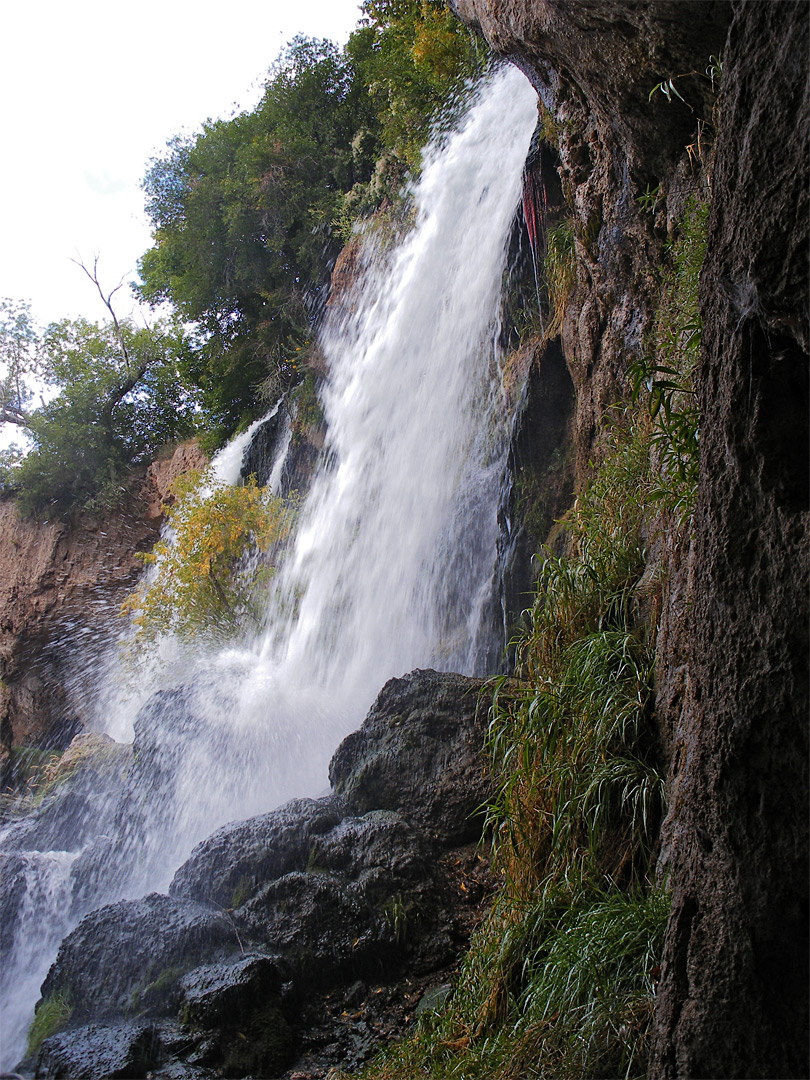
[0,64,538,1068]
[157,64,539,846]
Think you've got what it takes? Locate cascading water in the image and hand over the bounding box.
[0,63,538,1069]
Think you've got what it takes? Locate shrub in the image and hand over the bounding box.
[122,470,292,651]
[27,990,72,1058]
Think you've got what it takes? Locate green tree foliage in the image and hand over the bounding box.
[1,309,202,516]
[138,37,378,429]
[137,6,485,431]
[0,297,39,427]
[349,0,485,168]
[122,471,291,648]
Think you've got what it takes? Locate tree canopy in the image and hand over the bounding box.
[1,2,486,514]
[0,291,202,515]
[137,3,484,430]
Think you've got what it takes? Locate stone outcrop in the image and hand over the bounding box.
[451,0,732,480]
[0,441,206,770]
[449,1,809,1076]
[650,5,810,1077]
[25,670,496,1079]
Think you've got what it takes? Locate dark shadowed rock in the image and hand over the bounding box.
[37,1021,164,1080]
[28,669,496,1078]
[178,954,286,1028]
[169,796,343,909]
[305,811,430,889]
[650,5,810,1078]
[40,893,236,1025]
[329,669,492,844]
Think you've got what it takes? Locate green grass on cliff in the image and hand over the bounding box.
[26,990,72,1058]
[356,413,669,1080]
[355,202,709,1079]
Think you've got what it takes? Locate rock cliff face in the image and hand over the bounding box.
[5,5,808,1076]
[24,671,495,1079]
[651,6,809,1076]
[450,1,809,1076]
[0,441,206,773]
[452,0,732,477]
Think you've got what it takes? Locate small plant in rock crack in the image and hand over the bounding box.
[649,54,723,166]
[637,182,663,214]
[630,198,708,522]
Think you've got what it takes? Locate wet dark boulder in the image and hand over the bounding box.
[28,669,497,1078]
[329,669,491,844]
[37,1021,166,1080]
[40,893,236,1026]
[304,810,431,892]
[169,796,343,910]
[177,953,287,1028]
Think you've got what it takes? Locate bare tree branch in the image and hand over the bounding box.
[0,402,28,427]
[72,255,131,369]
[70,256,167,447]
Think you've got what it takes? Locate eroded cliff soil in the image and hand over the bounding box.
[0,441,206,772]
[450,1,809,1076]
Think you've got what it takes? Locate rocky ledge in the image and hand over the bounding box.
[21,669,497,1079]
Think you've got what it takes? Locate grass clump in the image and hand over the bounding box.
[357,417,668,1080]
[543,219,576,336]
[631,198,708,521]
[27,990,73,1058]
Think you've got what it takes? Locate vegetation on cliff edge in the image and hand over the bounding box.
[0,1,484,514]
[354,199,708,1080]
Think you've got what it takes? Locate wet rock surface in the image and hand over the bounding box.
[0,442,206,767]
[239,409,288,487]
[36,1020,170,1080]
[27,670,497,1079]
[329,669,491,844]
[450,1,808,1077]
[451,0,732,480]
[650,5,810,1078]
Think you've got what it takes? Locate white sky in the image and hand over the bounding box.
[1,0,364,329]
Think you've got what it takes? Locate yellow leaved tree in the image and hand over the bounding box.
[122,469,291,650]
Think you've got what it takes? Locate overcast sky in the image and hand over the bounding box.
[1,0,363,328]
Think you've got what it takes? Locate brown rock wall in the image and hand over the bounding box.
[0,441,206,762]
[650,4,810,1076]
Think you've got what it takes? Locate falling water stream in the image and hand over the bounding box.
[0,64,538,1068]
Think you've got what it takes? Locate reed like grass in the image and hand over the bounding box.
[357,414,668,1080]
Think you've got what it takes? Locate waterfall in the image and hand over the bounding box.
[0,63,538,1069]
